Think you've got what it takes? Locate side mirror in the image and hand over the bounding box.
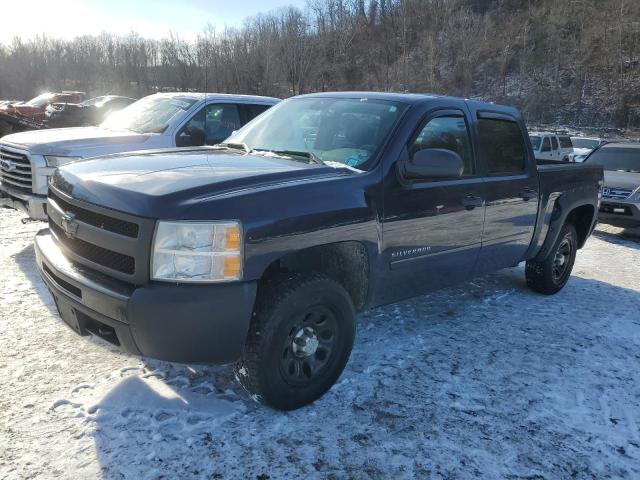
[401,148,464,179]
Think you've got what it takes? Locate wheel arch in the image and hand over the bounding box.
[257,241,370,311]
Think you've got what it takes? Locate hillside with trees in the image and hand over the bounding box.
[0,0,638,127]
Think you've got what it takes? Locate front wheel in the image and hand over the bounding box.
[526,223,578,295]
[234,272,355,410]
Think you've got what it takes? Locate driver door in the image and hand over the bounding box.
[378,109,486,303]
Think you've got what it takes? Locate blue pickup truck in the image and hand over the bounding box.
[34,92,603,410]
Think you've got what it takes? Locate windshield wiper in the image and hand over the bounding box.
[215,142,251,153]
[256,149,324,165]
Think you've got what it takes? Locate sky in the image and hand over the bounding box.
[0,0,307,44]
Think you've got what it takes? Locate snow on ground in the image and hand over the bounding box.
[1,209,640,479]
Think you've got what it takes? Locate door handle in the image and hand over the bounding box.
[522,188,537,201]
[462,194,484,210]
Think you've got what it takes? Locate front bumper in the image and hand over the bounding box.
[0,182,47,220]
[35,228,257,364]
[598,200,640,228]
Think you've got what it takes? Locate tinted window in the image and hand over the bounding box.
[181,103,241,145]
[559,136,573,149]
[551,136,559,150]
[246,104,272,120]
[478,119,525,174]
[410,116,474,175]
[541,137,551,152]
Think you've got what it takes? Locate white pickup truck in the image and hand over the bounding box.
[0,92,279,220]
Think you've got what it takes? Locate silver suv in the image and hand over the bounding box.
[585,142,640,228]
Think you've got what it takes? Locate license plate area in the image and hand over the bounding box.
[52,293,89,336]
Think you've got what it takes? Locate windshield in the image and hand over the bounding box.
[571,138,600,149]
[586,147,640,172]
[529,136,541,150]
[226,97,407,169]
[80,96,108,107]
[26,93,55,107]
[101,95,197,134]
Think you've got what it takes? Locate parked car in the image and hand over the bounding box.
[584,142,640,228]
[34,92,602,410]
[529,132,574,162]
[0,92,279,220]
[0,92,86,137]
[44,95,137,128]
[571,136,605,162]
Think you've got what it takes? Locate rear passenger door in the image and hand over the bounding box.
[470,112,539,274]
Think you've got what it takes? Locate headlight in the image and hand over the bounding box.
[45,156,82,167]
[151,221,242,283]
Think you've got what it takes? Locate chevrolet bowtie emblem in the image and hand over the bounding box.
[61,212,79,238]
[0,159,16,172]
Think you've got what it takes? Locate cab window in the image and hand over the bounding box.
[177,104,241,147]
[551,136,559,150]
[409,116,474,175]
[477,118,525,174]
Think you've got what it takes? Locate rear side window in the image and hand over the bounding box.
[477,119,526,174]
[246,104,272,120]
[541,137,551,152]
[551,136,559,150]
[559,136,573,149]
[410,116,474,175]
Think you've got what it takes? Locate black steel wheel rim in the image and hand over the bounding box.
[280,305,338,387]
[552,237,572,282]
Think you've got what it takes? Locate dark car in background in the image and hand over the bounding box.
[44,95,137,128]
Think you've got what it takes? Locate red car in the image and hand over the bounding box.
[1,91,85,123]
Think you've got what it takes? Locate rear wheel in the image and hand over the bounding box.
[526,223,577,295]
[234,272,355,410]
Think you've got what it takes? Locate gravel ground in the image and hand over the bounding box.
[1,209,640,479]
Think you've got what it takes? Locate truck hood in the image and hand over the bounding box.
[1,127,153,156]
[50,148,350,218]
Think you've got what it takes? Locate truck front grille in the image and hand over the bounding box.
[49,190,139,238]
[50,221,135,275]
[0,147,32,192]
[602,187,633,200]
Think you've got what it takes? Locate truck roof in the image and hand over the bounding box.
[296,91,520,116]
[151,92,280,104]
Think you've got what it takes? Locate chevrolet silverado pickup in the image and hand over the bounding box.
[34,92,603,410]
[0,92,279,220]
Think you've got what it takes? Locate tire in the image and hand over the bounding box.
[234,272,355,410]
[526,223,578,295]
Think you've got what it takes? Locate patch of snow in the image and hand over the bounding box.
[2,210,640,479]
